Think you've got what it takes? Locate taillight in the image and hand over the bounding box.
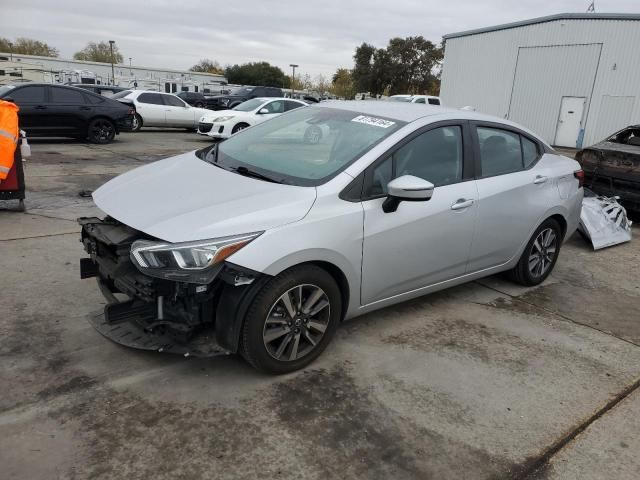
[574,169,585,188]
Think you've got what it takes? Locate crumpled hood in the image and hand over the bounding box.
[93,151,317,243]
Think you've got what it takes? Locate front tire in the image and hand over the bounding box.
[232,123,249,134]
[87,118,116,144]
[509,218,562,286]
[241,265,342,374]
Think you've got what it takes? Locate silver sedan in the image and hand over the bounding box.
[85,101,584,373]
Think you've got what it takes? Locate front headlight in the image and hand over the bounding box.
[130,232,262,284]
[213,115,234,122]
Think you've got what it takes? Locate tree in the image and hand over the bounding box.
[351,43,376,93]
[330,68,355,99]
[225,62,289,87]
[189,59,224,75]
[74,41,123,63]
[346,36,443,96]
[0,37,59,57]
[314,74,330,95]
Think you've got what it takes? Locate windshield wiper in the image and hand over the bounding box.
[232,166,282,184]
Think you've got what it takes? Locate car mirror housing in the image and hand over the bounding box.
[383,175,434,213]
[258,108,269,114]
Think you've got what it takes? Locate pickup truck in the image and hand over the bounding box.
[205,86,283,110]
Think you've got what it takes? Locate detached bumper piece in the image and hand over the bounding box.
[578,189,633,250]
[89,300,229,357]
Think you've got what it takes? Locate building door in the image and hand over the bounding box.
[508,43,601,145]
[554,97,585,148]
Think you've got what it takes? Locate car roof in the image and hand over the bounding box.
[315,101,551,146]
[316,100,458,122]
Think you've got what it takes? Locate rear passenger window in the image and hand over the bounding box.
[477,127,522,176]
[284,100,304,111]
[428,98,440,105]
[522,136,539,168]
[50,87,86,104]
[414,98,426,104]
[138,93,164,105]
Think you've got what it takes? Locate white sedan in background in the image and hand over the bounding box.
[113,90,210,131]
[197,97,307,139]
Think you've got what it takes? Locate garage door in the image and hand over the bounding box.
[508,44,602,145]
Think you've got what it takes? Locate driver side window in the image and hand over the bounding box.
[365,126,463,198]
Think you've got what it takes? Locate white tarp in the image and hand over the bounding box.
[578,189,632,250]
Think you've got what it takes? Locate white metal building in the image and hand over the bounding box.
[440,13,640,148]
[0,52,227,93]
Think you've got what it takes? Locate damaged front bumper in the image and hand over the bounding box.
[78,216,267,357]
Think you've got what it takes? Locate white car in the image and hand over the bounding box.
[113,90,210,131]
[389,94,441,105]
[197,97,307,139]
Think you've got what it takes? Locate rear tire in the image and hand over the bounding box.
[131,114,143,132]
[240,265,342,374]
[87,118,116,144]
[232,123,249,134]
[509,218,562,286]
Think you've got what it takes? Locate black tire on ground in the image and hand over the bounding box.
[240,264,342,374]
[509,218,563,286]
[232,123,250,134]
[131,114,143,132]
[87,118,116,144]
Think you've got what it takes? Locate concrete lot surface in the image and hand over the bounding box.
[1,130,639,479]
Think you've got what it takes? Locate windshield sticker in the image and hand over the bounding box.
[351,115,396,128]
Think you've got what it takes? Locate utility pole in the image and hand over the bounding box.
[109,40,116,85]
[8,42,13,61]
[289,64,298,98]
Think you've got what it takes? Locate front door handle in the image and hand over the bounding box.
[534,175,548,184]
[35,105,47,110]
[451,199,474,210]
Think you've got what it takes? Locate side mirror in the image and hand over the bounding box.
[382,175,434,213]
[258,108,269,114]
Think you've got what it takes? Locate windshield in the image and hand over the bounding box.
[111,90,132,99]
[232,98,265,112]
[196,106,405,186]
[0,85,17,97]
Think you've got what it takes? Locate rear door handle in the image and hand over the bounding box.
[35,105,47,110]
[451,199,474,210]
[534,175,548,184]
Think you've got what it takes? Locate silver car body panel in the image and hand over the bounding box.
[94,102,583,320]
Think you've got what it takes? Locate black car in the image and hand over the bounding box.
[176,91,208,108]
[71,84,127,97]
[0,83,134,144]
[576,125,640,211]
[206,86,283,110]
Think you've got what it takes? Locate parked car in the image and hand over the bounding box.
[113,90,210,131]
[176,91,207,108]
[576,125,640,211]
[205,86,284,111]
[389,94,441,105]
[0,83,134,144]
[197,97,307,138]
[79,101,583,373]
[72,84,127,97]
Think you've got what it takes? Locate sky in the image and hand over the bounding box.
[1,0,638,79]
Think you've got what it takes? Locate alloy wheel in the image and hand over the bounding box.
[528,228,557,278]
[262,284,331,361]
[90,120,114,143]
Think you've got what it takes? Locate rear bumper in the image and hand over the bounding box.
[116,115,135,132]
